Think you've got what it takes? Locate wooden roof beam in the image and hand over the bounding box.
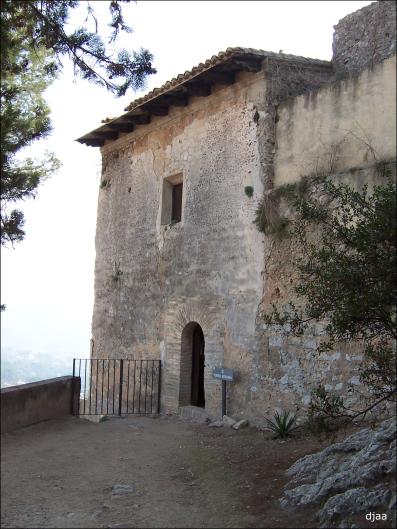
[96,130,119,141]
[204,70,235,85]
[83,138,105,147]
[128,113,151,125]
[230,57,263,72]
[105,121,134,133]
[160,92,189,107]
[144,103,169,116]
[119,108,151,125]
[184,81,212,97]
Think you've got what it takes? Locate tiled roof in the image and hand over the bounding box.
[77,47,331,146]
[122,47,330,112]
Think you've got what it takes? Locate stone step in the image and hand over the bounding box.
[178,405,212,423]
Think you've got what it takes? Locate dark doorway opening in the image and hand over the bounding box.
[190,325,205,407]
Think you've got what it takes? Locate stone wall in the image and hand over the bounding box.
[256,50,396,418]
[91,59,334,421]
[332,1,396,76]
[1,376,80,433]
[256,58,333,191]
[274,55,396,186]
[258,160,396,418]
[91,2,396,424]
[93,71,267,418]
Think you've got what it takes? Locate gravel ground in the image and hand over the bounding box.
[1,414,330,528]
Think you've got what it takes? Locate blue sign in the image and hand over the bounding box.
[212,367,234,382]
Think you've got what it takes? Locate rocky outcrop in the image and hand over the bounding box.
[281,418,396,528]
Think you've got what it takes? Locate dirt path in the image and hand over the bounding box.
[1,414,327,528]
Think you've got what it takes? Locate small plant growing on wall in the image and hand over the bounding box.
[244,186,254,198]
[112,261,123,281]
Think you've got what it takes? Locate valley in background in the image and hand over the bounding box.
[1,347,74,388]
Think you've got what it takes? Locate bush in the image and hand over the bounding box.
[262,171,396,416]
[307,385,346,433]
[244,185,254,198]
[265,410,300,439]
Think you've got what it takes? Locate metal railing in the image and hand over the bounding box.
[73,358,161,416]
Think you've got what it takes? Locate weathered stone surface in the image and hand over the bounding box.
[208,421,224,428]
[332,1,396,76]
[108,525,133,529]
[232,419,249,430]
[1,376,78,433]
[281,418,396,528]
[111,484,135,495]
[388,493,397,529]
[179,406,212,423]
[128,424,143,430]
[317,486,392,528]
[223,415,237,427]
[275,59,396,186]
[88,0,396,426]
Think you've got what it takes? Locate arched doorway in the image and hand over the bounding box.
[179,322,205,408]
[191,325,205,407]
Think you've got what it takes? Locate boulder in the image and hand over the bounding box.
[111,483,135,495]
[222,415,236,427]
[233,419,249,430]
[317,486,392,528]
[280,417,396,528]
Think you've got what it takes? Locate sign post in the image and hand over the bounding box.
[212,367,235,417]
[222,379,227,416]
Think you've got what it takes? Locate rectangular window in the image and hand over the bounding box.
[161,174,183,225]
[171,183,183,223]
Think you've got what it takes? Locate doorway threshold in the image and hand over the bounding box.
[178,405,212,423]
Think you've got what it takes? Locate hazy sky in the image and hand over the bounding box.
[1,1,371,361]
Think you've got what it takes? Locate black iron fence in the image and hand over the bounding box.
[73,358,161,416]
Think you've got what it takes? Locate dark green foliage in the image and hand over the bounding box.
[310,385,344,417]
[360,342,396,401]
[265,410,300,439]
[253,198,265,231]
[1,1,156,97]
[1,1,155,246]
[1,23,60,245]
[244,186,254,198]
[307,385,346,432]
[264,171,397,408]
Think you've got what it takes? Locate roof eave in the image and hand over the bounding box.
[76,48,332,147]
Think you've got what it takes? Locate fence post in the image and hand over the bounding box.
[71,358,81,416]
[72,376,81,416]
[157,360,162,414]
[118,359,124,416]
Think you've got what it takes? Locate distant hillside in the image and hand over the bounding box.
[1,348,75,388]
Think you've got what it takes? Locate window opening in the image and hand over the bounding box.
[171,183,183,223]
[161,173,183,225]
